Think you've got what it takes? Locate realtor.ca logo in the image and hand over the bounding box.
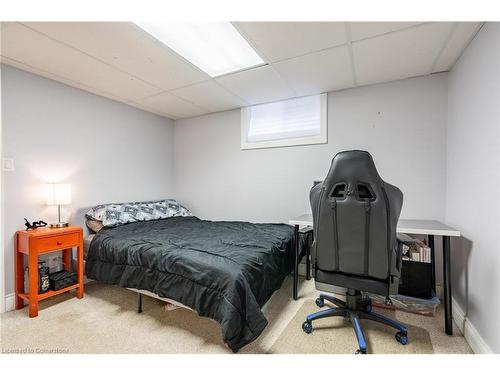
[2,347,70,354]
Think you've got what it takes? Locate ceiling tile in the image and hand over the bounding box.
[215,65,295,105]
[235,22,347,62]
[432,22,483,73]
[133,91,209,119]
[352,22,454,86]
[349,22,424,41]
[1,22,162,101]
[0,56,127,104]
[171,80,247,112]
[125,101,178,120]
[23,22,210,91]
[273,45,353,96]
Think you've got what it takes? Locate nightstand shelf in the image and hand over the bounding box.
[15,226,84,317]
[17,283,80,302]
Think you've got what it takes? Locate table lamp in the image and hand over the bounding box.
[46,183,71,228]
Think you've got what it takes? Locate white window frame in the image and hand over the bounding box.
[240,93,328,150]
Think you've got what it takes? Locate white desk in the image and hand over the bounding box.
[290,214,461,237]
[289,214,460,335]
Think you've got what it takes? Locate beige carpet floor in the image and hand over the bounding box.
[1,277,473,354]
[270,300,433,354]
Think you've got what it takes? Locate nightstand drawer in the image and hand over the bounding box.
[35,232,79,252]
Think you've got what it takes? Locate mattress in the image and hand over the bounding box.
[85,216,307,351]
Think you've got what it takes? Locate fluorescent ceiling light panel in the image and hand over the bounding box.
[135,22,264,77]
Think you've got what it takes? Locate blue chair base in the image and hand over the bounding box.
[302,292,408,354]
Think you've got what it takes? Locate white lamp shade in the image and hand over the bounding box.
[46,183,72,205]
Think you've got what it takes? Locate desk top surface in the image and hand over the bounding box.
[288,214,461,237]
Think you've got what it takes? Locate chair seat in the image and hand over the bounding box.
[315,269,390,296]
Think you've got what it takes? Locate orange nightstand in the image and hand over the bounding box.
[15,226,84,317]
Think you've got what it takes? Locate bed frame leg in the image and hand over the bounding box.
[138,292,143,313]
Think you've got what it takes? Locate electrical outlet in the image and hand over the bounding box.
[2,158,14,171]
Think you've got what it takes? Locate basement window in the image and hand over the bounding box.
[241,93,328,150]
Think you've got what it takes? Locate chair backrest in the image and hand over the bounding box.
[310,150,403,280]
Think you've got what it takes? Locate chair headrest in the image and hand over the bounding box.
[324,150,382,188]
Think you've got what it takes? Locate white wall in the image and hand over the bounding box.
[446,23,500,353]
[1,65,175,297]
[174,74,448,224]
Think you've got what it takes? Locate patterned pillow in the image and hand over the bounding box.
[86,204,107,221]
[85,199,192,227]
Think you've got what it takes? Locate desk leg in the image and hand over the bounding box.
[293,224,299,300]
[28,251,38,318]
[306,240,311,280]
[428,235,436,293]
[443,236,453,335]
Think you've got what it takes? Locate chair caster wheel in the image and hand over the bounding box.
[355,349,367,354]
[362,301,372,313]
[315,298,325,308]
[395,331,409,345]
[302,321,313,334]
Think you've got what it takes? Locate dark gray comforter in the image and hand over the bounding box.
[85,216,306,351]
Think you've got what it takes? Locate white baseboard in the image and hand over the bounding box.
[4,293,15,312]
[452,298,493,354]
[452,298,466,333]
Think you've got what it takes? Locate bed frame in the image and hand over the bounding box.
[128,287,193,313]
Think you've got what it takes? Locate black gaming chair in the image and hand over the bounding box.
[303,150,408,354]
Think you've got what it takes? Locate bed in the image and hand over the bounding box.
[85,215,308,352]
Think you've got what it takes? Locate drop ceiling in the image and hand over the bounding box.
[0,21,483,120]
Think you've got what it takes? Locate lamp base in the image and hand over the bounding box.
[49,222,69,228]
